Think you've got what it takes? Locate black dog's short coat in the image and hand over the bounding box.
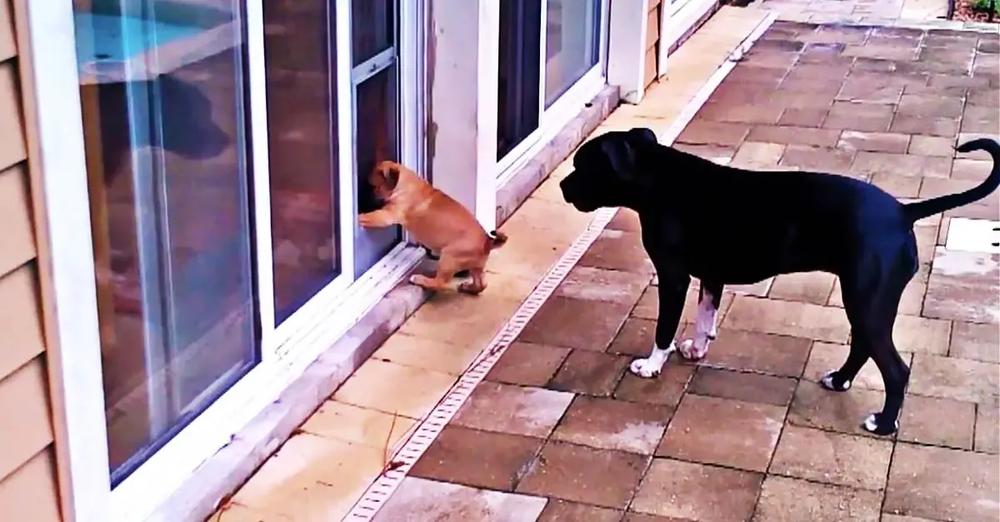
[560,128,1000,435]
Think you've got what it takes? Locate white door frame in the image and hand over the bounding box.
[15,0,426,520]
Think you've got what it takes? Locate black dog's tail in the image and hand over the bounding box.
[903,138,1000,223]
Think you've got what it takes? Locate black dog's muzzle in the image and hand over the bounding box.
[560,175,588,207]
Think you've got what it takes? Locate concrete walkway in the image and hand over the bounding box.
[212,6,999,522]
[747,0,943,25]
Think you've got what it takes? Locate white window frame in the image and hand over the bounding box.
[496,0,610,184]
[16,0,426,520]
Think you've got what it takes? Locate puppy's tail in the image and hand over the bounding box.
[487,230,508,250]
[903,138,1000,223]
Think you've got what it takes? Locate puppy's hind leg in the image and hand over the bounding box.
[410,253,460,292]
[679,281,722,360]
[458,268,487,295]
[631,271,690,378]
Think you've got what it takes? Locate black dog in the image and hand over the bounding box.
[560,128,999,435]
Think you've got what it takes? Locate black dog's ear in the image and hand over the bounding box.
[600,138,638,179]
[627,127,658,146]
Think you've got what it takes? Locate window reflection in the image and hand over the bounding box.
[74,0,257,483]
[263,1,341,323]
[497,0,542,159]
[545,0,601,107]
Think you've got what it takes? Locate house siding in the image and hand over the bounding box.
[0,0,62,519]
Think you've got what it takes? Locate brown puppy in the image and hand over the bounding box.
[359,161,507,294]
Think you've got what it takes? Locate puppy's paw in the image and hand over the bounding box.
[358,212,377,228]
[458,281,484,295]
[409,274,435,290]
[678,339,708,360]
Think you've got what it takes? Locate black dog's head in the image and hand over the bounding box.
[560,128,658,212]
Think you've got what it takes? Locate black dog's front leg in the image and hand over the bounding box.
[630,272,690,378]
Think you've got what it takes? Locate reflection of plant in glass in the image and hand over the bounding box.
[973,0,999,14]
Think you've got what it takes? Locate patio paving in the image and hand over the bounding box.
[367,20,1000,522]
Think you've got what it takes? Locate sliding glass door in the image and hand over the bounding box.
[72,0,416,493]
[262,0,342,324]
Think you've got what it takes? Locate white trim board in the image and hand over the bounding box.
[607,0,650,104]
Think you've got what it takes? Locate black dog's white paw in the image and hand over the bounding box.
[678,339,708,361]
[629,343,675,378]
[819,371,852,392]
[630,358,662,378]
[862,412,898,436]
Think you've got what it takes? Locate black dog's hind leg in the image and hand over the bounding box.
[820,332,869,392]
[821,280,870,392]
[630,270,690,378]
[838,252,916,435]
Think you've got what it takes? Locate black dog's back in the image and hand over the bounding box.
[641,145,917,282]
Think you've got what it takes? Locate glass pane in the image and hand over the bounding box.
[497,0,542,159]
[544,0,601,107]
[73,0,258,483]
[263,1,340,323]
[354,64,401,276]
[352,0,395,65]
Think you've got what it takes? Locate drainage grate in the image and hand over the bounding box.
[944,218,1000,255]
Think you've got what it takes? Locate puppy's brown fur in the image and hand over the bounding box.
[359,161,507,294]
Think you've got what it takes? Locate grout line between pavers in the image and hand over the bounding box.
[750,423,788,518]
[971,402,981,453]
[879,423,901,517]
